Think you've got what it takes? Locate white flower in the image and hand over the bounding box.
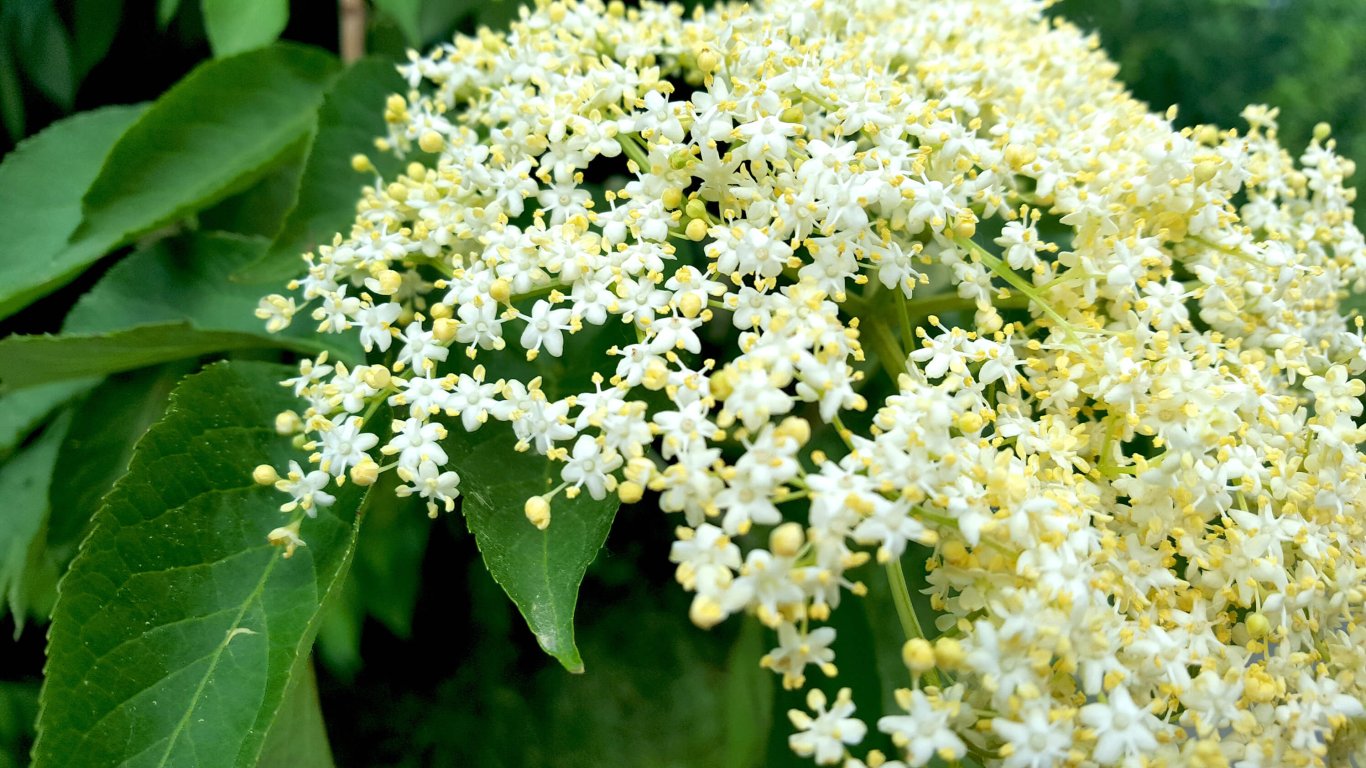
[449,369,505,432]
[788,688,867,765]
[991,703,1073,768]
[560,435,621,500]
[396,321,450,373]
[763,623,837,689]
[317,416,379,477]
[395,460,461,516]
[1078,685,1160,765]
[877,688,966,767]
[274,460,335,515]
[518,300,573,357]
[354,301,402,352]
[381,418,448,470]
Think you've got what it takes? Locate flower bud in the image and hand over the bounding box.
[349,457,380,487]
[933,637,965,670]
[617,480,644,504]
[689,595,725,628]
[769,522,804,557]
[253,464,279,486]
[418,130,444,154]
[678,292,704,318]
[625,457,656,485]
[367,269,403,296]
[433,317,458,343]
[275,410,302,435]
[489,278,512,304]
[775,417,810,445]
[525,496,551,530]
[902,638,935,674]
[363,365,392,390]
[696,49,721,75]
[685,218,709,241]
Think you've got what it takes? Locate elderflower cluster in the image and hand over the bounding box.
[255,0,1366,764]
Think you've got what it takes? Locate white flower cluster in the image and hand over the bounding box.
[256,0,1366,764]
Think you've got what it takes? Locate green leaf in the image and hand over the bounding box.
[256,659,334,768]
[74,44,339,253]
[0,378,96,462]
[71,0,123,82]
[202,0,290,58]
[199,135,310,239]
[313,582,364,679]
[34,361,368,768]
[157,0,182,28]
[419,1,471,43]
[0,681,39,766]
[372,0,422,45]
[351,490,429,638]
[471,0,526,34]
[317,475,429,677]
[0,104,145,321]
[447,422,619,673]
[64,233,316,345]
[14,0,75,111]
[0,324,323,391]
[247,57,405,283]
[0,412,68,630]
[724,618,772,768]
[0,233,361,391]
[45,365,190,566]
[1343,290,1366,318]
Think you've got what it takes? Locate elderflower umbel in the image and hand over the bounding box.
[255,0,1366,764]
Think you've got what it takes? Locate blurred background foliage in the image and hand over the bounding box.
[0,0,1363,765]
[1054,0,1366,206]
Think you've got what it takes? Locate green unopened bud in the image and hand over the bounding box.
[684,198,710,221]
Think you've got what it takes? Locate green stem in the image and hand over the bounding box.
[615,133,650,170]
[511,281,567,305]
[846,287,1029,321]
[886,558,941,688]
[894,289,915,343]
[830,414,856,451]
[862,316,907,381]
[954,236,1080,345]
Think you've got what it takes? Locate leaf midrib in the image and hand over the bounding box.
[152,554,279,768]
